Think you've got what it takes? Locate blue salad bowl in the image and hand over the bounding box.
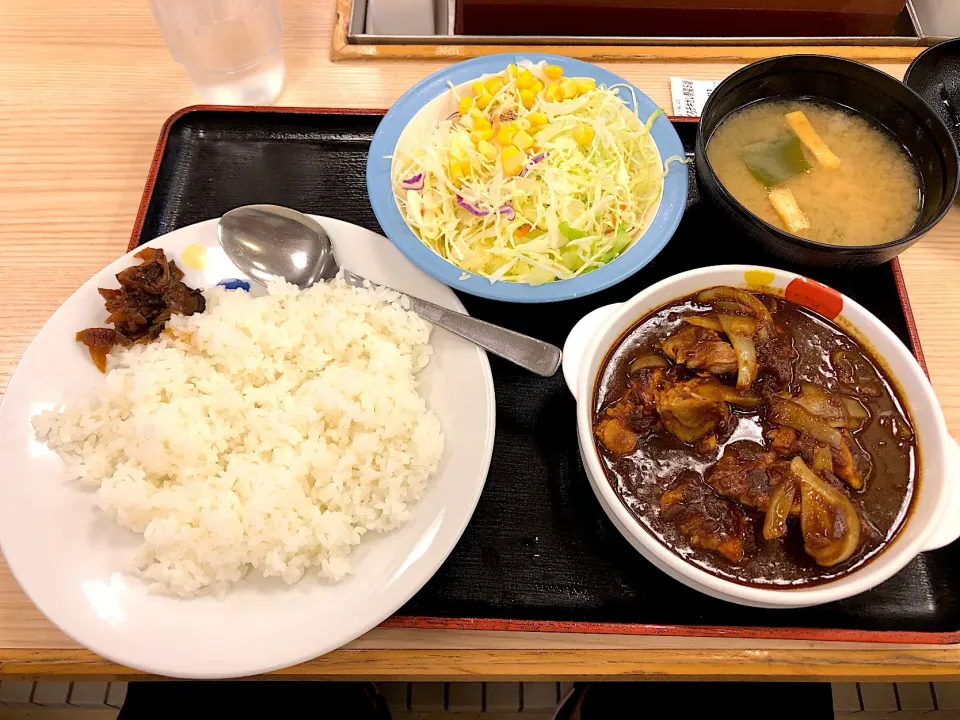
[366,52,688,303]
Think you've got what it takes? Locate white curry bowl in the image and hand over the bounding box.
[562,264,960,609]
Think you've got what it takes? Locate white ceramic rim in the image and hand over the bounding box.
[568,264,957,607]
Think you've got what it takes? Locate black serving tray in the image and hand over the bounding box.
[131,107,958,644]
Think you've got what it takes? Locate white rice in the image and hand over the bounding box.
[33,278,444,597]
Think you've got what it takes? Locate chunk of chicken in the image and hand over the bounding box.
[628,367,670,415]
[596,371,757,449]
[661,471,756,564]
[595,417,638,455]
[766,425,866,490]
[767,426,825,469]
[594,368,669,454]
[756,327,797,390]
[767,426,800,456]
[661,325,738,376]
[656,378,730,443]
[706,440,799,514]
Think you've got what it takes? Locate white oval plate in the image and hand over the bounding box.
[0,217,496,678]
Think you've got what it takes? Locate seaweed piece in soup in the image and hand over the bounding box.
[707,99,921,247]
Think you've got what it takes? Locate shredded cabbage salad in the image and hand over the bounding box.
[392,60,680,285]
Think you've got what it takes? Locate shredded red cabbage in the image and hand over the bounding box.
[401,173,425,191]
[499,205,515,221]
[456,195,489,217]
[519,152,546,177]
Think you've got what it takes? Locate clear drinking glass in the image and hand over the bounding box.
[148,0,285,105]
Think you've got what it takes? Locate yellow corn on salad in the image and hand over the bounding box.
[392,61,674,285]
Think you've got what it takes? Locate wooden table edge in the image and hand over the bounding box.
[331,0,927,64]
[4,647,960,681]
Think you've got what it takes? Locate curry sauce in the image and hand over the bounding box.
[593,288,917,587]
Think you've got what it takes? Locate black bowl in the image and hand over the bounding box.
[695,55,960,267]
[904,38,960,151]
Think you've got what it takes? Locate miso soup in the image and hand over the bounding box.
[707,99,921,247]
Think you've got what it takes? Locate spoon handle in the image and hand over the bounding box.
[343,272,561,377]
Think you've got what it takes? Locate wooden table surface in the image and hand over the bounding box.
[2,0,960,680]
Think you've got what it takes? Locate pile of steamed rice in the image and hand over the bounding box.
[33,279,444,597]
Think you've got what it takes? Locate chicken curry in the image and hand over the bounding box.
[593,286,917,586]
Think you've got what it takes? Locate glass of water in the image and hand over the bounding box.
[149,0,285,105]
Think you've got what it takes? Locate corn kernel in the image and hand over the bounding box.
[476,93,493,109]
[513,129,534,151]
[501,146,524,176]
[449,160,464,183]
[574,123,595,146]
[472,81,486,97]
[544,83,564,103]
[544,64,563,81]
[469,130,483,144]
[473,116,492,131]
[531,79,544,94]
[505,63,519,80]
[478,140,497,161]
[527,112,548,127]
[520,88,536,109]
[496,123,517,146]
[478,127,494,141]
[576,78,597,94]
[561,78,578,99]
[484,76,505,95]
[458,96,474,115]
[516,69,535,89]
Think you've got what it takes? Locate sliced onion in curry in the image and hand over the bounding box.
[812,444,834,475]
[768,396,844,449]
[683,315,724,332]
[792,457,861,567]
[692,380,765,408]
[628,353,670,373]
[763,478,798,540]
[796,382,870,431]
[698,286,774,341]
[841,396,869,427]
[712,300,750,315]
[796,382,850,428]
[717,314,758,390]
[697,287,770,319]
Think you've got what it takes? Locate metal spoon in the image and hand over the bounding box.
[217,204,562,377]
